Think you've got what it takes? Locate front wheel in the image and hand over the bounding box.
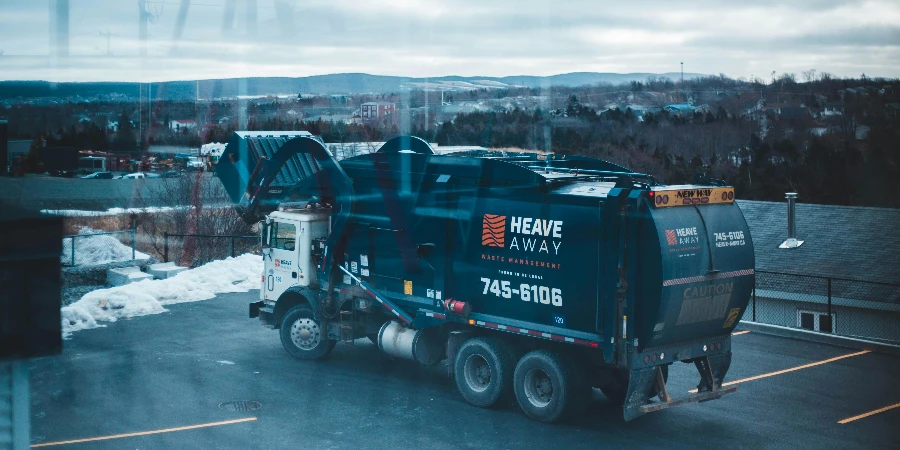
[280,304,336,360]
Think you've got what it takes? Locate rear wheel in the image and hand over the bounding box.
[513,350,588,423]
[453,337,514,408]
[280,304,336,360]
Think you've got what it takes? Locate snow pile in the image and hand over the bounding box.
[43,206,182,217]
[61,253,263,338]
[62,227,150,266]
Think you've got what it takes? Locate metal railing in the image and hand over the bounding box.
[62,220,137,267]
[163,232,257,266]
[746,270,900,345]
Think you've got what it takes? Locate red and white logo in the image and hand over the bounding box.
[274,259,281,268]
[482,214,506,247]
[665,229,678,246]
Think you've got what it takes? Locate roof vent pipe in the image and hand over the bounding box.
[779,192,804,249]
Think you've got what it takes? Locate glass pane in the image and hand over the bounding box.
[819,315,833,333]
[272,223,296,251]
[799,312,814,330]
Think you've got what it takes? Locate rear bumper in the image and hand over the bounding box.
[623,352,734,421]
[639,385,738,415]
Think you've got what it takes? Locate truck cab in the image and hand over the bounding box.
[260,208,331,303]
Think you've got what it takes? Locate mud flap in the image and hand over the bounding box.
[622,367,661,421]
[622,353,736,421]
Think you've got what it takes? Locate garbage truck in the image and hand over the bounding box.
[215,131,755,422]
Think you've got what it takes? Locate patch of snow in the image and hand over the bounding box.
[61,253,263,338]
[43,206,183,217]
[217,360,235,365]
[62,227,150,266]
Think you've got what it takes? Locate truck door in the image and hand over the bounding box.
[267,220,299,299]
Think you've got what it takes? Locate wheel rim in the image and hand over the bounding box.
[463,354,492,393]
[289,318,321,350]
[523,368,553,408]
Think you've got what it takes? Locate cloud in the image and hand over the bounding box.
[0,0,897,82]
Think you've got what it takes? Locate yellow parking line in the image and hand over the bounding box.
[838,402,900,424]
[31,417,257,448]
[689,350,871,393]
[732,330,751,336]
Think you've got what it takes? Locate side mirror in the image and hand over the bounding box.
[260,222,270,249]
[416,243,436,258]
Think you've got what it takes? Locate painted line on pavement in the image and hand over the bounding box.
[689,350,871,393]
[838,402,900,424]
[732,330,751,336]
[31,417,258,447]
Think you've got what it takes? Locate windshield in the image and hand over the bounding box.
[1,1,898,449]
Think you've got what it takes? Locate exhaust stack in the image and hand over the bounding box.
[779,192,804,249]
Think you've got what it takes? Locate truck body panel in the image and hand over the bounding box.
[219,133,755,421]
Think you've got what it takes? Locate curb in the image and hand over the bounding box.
[737,321,900,356]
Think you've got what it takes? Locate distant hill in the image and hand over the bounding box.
[0,72,706,100]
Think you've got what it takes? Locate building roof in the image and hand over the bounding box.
[737,200,900,286]
[664,103,695,112]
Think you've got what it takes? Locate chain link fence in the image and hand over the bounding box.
[161,233,259,267]
[743,270,900,345]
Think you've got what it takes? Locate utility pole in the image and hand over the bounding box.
[50,0,69,68]
[138,0,162,58]
[99,29,117,56]
[138,0,147,57]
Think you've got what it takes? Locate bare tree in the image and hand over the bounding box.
[802,69,817,83]
[135,174,255,267]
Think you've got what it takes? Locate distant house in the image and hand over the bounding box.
[885,103,900,118]
[737,200,900,343]
[169,119,197,131]
[360,102,395,121]
[663,103,695,115]
[6,139,31,166]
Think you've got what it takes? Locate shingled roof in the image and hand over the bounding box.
[737,200,900,286]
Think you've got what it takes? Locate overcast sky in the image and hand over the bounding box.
[0,0,897,82]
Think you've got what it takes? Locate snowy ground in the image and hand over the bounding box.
[60,253,263,338]
[62,227,150,266]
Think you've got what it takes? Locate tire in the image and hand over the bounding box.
[280,304,336,360]
[599,365,668,407]
[513,350,588,423]
[453,337,514,408]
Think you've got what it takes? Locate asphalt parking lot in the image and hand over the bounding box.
[28,291,900,449]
